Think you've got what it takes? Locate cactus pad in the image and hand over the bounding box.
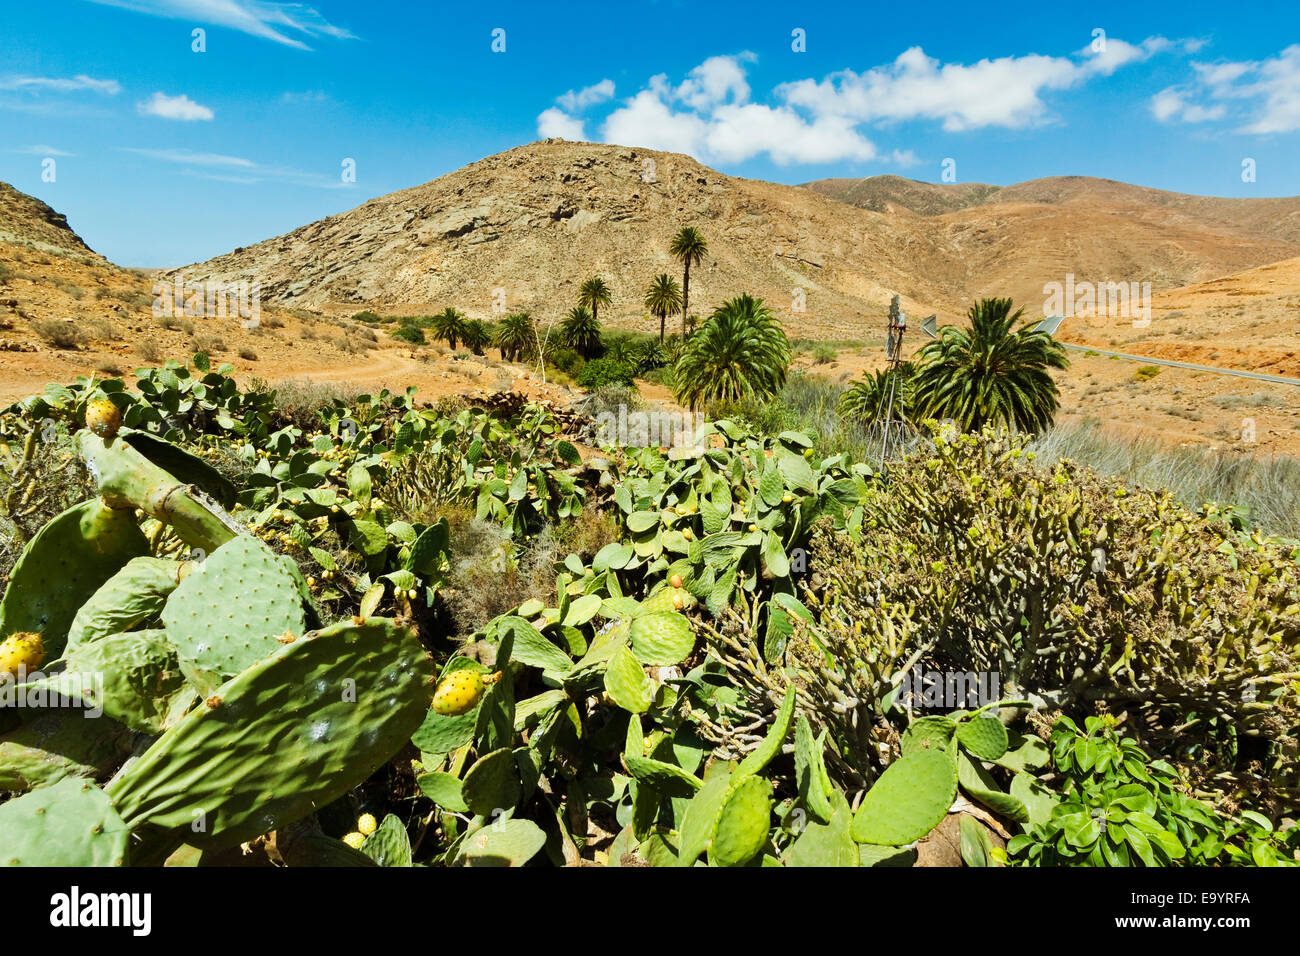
[955,716,1009,761]
[0,710,133,792]
[900,715,957,755]
[66,557,186,651]
[359,813,413,867]
[0,778,129,866]
[106,618,434,850]
[736,684,796,779]
[851,749,957,846]
[461,747,522,817]
[627,611,695,666]
[161,535,305,693]
[456,818,546,866]
[708,774,772,867]
[0,499,149,660]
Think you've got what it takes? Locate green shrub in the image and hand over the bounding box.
[576,357,635,389]
[391,324,425,345]
[808,424,1299,798]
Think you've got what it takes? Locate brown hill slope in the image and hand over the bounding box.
[173,144,1300,336]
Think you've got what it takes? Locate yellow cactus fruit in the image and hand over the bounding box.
[342,832,366,849]
[432,669,486,716]
[85,397,122,439]
[0,631,44,678]
[356,813,378,836]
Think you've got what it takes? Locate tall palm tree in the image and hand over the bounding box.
[461,319,491,355]
[430,308,466,350]
[669,226,707,339]
[578,277,613,326]
[560,306,602,358]
[673,294,790,411]
[643,274,682,344]
[494,312,535,363]
[912,298,1069,433]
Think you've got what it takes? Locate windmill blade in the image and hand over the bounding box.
[921,315,937,338]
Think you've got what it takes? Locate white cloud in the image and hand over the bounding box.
[119,146,353,189]
[1152,45,1300,133]
[557,79,614,113]
[601,87,711,156]
[122,147,253,166]
[545,39,1183,166]
[1149,86,1225,123]
[537,107,586,140]
[0,74,120,94]
[87,0,355,50]
[138,92,214,120]
[10,144,76,156]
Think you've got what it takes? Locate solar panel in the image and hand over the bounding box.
[1033,314,1066,336]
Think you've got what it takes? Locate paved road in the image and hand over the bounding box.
[1061,343,1300,387]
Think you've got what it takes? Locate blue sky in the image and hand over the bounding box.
[2,0,1298,267]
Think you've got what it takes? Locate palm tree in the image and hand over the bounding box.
[669,226,707,339]
[578,276,613,326]
[461,319,491,355]
[494,312,535,362]
[911,298,1069,433]
[673,294,790,411]
[560,306,602,358]
[430,308,467,350]
[644,274,682,343]
[603,334,637,368]
[839,363,918,430]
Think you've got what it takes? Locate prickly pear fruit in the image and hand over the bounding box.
[342,831,365,849]
[432,669,485,716]
[0,499,149,660]
[0,632,43,679]
[357,813,377,836]
[84,397,122,439]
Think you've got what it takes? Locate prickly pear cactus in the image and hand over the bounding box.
[851,749,957,846]
[161,535,305,694]
[58,629,187,733]
[955,715,1009,761]
[0,710,133,792]
[66,557,188,651]
[708,774,772,867]
[0,499,149,659]
[455,818,547,867]
[106,618,434,851]
[0,778,130,866]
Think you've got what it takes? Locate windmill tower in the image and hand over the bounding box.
[872,296,938,469]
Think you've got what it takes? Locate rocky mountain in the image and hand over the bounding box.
[0,181,99,259]
[170,142,1300,336]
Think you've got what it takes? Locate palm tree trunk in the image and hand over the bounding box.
[659,311,665,343]
[681,262,690,339]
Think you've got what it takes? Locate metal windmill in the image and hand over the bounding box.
[871,295,937,468]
